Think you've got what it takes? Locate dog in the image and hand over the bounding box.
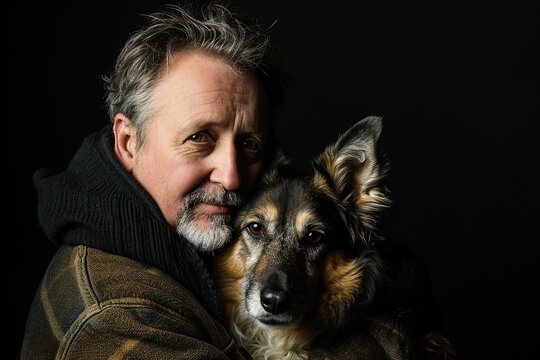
[214,116,457,359]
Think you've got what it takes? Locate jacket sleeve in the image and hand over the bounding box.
[58,302,250,360]
[309,326,408,360]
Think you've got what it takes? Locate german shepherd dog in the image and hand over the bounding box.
[214,117,456,359]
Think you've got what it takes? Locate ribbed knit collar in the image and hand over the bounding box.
[33,126,222,320]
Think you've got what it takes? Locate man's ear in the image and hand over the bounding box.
[113,114,136,172]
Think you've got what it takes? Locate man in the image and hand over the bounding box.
[21,2,280,359]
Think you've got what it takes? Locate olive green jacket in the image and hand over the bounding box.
[21,244,248,360]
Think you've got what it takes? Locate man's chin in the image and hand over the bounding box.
[190,218,214,231]
[176,215,233,252]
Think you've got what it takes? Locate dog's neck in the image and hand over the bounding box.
[227,301,313,360]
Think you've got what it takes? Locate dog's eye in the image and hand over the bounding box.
[305,230,323,244]
[247,222,264,236]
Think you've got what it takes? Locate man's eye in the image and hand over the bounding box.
[241,138,263,160]
[243,138,261,151]
[188,133,211,143]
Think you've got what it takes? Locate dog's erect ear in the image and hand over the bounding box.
[312,116,390,246]
[261,147,290,186]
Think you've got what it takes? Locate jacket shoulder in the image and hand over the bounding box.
[34,244,201,314]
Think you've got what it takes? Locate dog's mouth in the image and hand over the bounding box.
[245,290,302,327]
[254,313,297,327]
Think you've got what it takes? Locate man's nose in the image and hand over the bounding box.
[209,144,241,191]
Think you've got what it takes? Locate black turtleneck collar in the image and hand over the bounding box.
[33,126,222,320]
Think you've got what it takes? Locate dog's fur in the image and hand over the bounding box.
[214,117,456,359]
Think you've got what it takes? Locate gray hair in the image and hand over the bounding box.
[103,2,282,147]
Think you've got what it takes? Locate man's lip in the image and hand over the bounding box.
[194,202,232,214]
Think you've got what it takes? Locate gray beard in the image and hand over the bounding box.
[176,187,242,252]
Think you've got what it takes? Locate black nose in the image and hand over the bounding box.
[260,287,289,314]
[260,271,289,314]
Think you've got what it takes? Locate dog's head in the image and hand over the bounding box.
[220,116,390,330]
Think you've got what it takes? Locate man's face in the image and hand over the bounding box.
[115,50,269,251]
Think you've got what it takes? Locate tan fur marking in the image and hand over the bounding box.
[318,252,362,326]
[257,203,279,225]
[312,172,329,192]
[312,173,341,207]
[294,210,313,235]
[213,240,245,325]
[319,152,344,192]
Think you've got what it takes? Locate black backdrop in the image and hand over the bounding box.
[11,1,538,359]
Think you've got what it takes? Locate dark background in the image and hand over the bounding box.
[11,0,538,358]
